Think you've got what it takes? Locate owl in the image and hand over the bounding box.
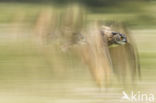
[57,5,141,87]
[66,22,141,87]
[33,5,141,87]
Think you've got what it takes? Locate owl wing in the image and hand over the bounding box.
[79,22,113,87]
[109,29,140,84]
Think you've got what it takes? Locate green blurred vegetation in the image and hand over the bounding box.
[0,1,156,29]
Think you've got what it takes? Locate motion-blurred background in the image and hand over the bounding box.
[0,0,156,103]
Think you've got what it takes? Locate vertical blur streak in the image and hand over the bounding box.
[110,23,141,84]
[77,22,113,87]
[60,4,86,48]
[33,7,57,45]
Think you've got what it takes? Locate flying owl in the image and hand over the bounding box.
[61,22,141,87]
[77,23,141,87]
[33,5,141,87]
[56,5,141,87]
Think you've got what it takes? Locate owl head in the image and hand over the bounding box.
[101,26,127,46]
[110,32,127,45]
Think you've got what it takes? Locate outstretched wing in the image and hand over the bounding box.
[109,23,141,83]
[78,22,113,87]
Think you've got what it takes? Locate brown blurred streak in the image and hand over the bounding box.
[33,8,57,44]
[60,4,86,44]
[76,23,112,88]
[110,22,141,83]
